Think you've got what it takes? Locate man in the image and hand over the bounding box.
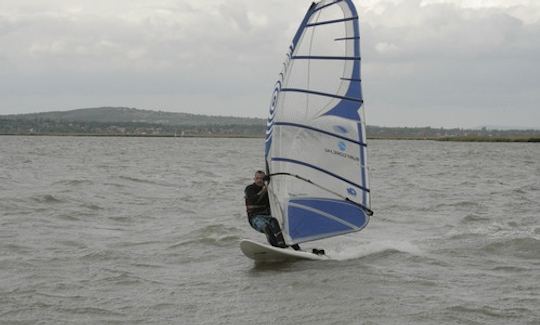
[244,170,300,250]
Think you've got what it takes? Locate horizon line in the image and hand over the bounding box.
[1,106,539,131]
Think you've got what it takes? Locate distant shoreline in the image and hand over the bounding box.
[1,133,538,142]
[3,107,539,142]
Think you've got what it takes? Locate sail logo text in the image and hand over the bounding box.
[324,148,360,162]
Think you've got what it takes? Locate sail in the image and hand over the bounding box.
[265,0,372,244]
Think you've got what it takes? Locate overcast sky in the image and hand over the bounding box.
[1,0,539,128]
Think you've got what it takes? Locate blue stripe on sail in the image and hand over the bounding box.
[290,2,317,49]
[357,123,368,207]
[272,157,370,192]
[287,198,369,242]
[324,100,362,120]
[306,16,357,27]
[265,136,272,159]
[293,198,368,228]
[323,0,363,121]
[341,77,362,82]
[335,36,361,41]
[313,0,343,13]
[273,122,366,147]
[292,55,361,61]
[281,88,363,103]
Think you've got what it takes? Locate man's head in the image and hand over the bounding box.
[254,170,266,187]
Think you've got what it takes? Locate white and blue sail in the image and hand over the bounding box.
[265,0,372,244]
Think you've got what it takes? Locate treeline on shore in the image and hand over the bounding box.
[2,117,539,142]
[0,118,263,138]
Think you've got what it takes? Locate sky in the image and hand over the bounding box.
[0,0,539,128]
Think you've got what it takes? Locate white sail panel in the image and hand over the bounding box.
[265,0,371,244]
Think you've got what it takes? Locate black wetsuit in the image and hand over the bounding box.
[244,183,270,221]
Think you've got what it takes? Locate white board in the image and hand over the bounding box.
[240,239,329,262]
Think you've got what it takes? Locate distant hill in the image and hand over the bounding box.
[1,107,539,141]
[0,107,265,137]
[3,107,264,126]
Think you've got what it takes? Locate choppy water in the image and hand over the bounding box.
[0,136,539,324]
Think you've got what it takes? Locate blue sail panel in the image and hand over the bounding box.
[286,198,369,243]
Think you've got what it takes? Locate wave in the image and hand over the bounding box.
[447,305,532,320]
[490,265,530,273]
[168,224,243,249]
[55,214,81,221]
[434,200,481,209]
[483,237,540,259]
[56,306,125,317]
[360,248,408,260]
[96,269,164,286]
[460,214,491,224]
[80,203,103,211]
[103,182,127,189]
[108,216,131,222]
[79,249,124,262]
[32,194,64,203]
[56,240,87,249]
[168,234,241,248]
[330,239,423,262]
[517,184,539,192]
[118,175,161,185]
[194,235,241,246]
[52,179,93,186]
[113,240,163,248]
[1,243,32,255]
[447,232,480,241]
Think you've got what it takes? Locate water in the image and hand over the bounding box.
[1,136,539,324]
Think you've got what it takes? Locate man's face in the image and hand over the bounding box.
[254,173,265,186]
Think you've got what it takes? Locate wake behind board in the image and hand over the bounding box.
[240,239,329,262]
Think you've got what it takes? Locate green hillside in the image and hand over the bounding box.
[3,107,264,126]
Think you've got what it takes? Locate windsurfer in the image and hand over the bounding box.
[244,170,301,250]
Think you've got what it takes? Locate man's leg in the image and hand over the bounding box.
[267,218,288,248]
[249,215,267,233]
[266,217,302,250]
[251,215,284,247]
[263,225,281,247]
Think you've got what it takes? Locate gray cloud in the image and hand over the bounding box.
[361,0,540,127]
[0,0,538,128]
